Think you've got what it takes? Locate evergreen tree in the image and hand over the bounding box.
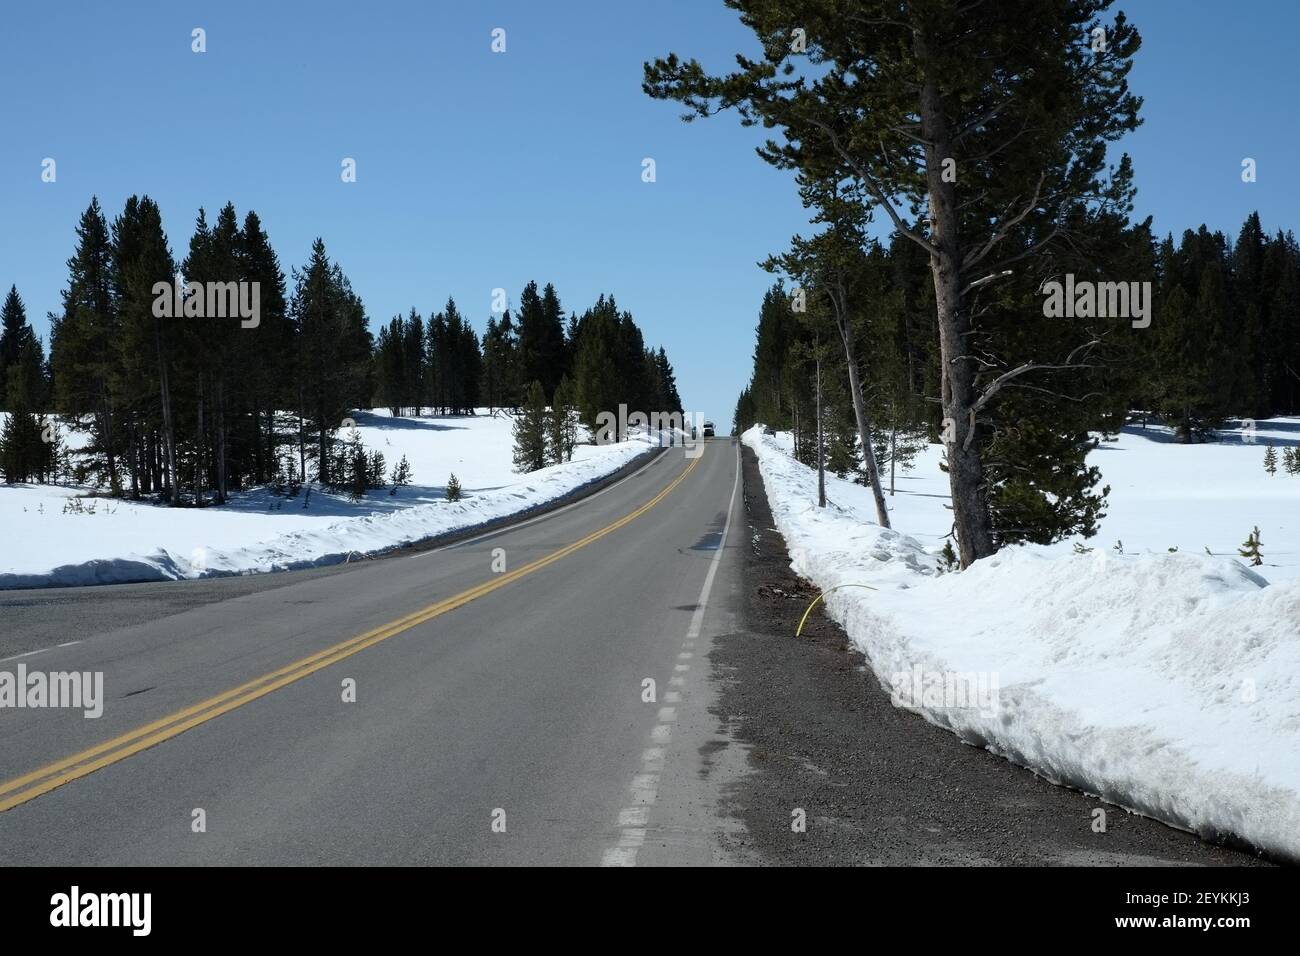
[0,342,51,484]
[445,472,463,501]
[390,454,413,494]
[653,347,682,413]
[549,375,577,464]
[1238,526,1263,566]
[0,286,45,411]
[732,386,755,435]
[1264,444,1278,475]
[368,450,386,489]
[482,309,521,411]
[239,209,290,487]
[647,0,1143,566]
[512,380,549,472]
[572,297,622,440]
[402,309,426,415]
[50,197,122,488]
[375,315,409,416]
[290,239,370,485]
[517,281,566,401]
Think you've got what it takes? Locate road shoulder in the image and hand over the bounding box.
[708,445,1267,866]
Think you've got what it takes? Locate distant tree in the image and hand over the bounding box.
[512,380,549,472]
[517,281,566,401]
[289,238,371,486]
[0,347,49,482]
[572,298,621,439]
[367,449,386,490]
[549,375,578,464]
[389,454,413,494]
[50,197,121,488]
[345,428,368,501]
[0,286,45,412]
[1238,526,1263,566]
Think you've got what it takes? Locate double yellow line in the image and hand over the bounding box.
[0,449,702,814]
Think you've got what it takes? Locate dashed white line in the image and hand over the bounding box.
[601,443,742,867]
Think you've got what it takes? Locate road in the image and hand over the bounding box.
[0,440,746,865]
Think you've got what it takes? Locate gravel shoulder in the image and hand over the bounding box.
[709,445,1269,866]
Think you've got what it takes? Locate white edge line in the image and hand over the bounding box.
[603,442,742,867]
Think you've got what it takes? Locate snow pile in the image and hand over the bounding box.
[743,424,1300,860]
[0,412,667,589]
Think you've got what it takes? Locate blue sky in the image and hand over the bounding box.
[2,1,1298,426]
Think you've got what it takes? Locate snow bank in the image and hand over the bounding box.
[0,415,666,589]
[743,424,1300,860]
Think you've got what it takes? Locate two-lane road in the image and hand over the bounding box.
[0,439,747,865]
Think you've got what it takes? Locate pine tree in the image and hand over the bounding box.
[290,238,371,486]
[517,281,566,401]
[512,380,549,472]
[240,209,290,488]
[1264,444,1278,475]
[1238,526,1263,566]
[50,197,122,487]
[0,286,44,412]
[1285,446,1299,476]
[389,454,412,495]
[445,472,463,502]
[0,404,42,483]
[368,450,386,489]
[572,299,621,439]
[346,429,368,501]
[548,375,577,464]
[375,315,408,416]
[648,0,1142,566]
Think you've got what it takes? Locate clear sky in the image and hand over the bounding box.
[2,1,1298,427]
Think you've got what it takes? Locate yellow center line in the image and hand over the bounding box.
[0,447,704,813]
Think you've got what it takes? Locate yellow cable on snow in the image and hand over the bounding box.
[794,583,878,638]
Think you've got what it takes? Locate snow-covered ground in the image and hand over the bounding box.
[0,410,667,589]
[744,418,1300,860]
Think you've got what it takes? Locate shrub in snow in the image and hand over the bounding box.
[1238,526,1263,566]
[390,455,412,495]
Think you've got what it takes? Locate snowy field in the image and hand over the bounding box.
[744,419,1300,860]
[0,410,665,589]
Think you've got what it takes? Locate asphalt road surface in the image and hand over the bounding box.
[0,440,746,865]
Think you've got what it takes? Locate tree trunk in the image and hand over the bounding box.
[159,365,178,504]
[842,352,890,527]
[815,356,825,508]
[215,374,227,504]
[889,420,897,496]
[920,76,995,567]
[195,379,206,506]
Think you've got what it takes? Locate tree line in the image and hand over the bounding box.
[0,196,684,498]
[372,279,684,441]
[733,207,1300,549]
